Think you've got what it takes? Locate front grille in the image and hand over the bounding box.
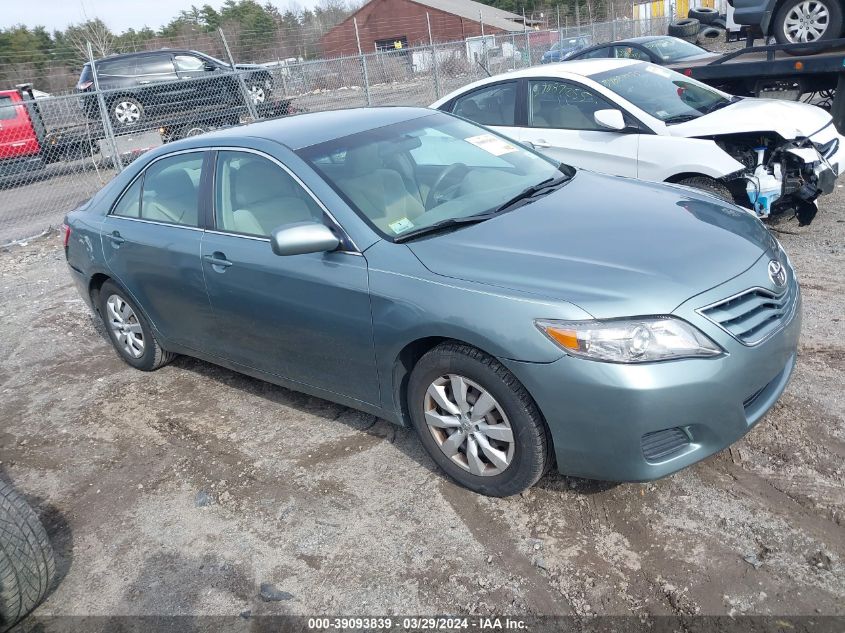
[699,282,798,346]
[641,427,690,462]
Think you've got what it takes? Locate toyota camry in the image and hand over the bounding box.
[64,107,800,496]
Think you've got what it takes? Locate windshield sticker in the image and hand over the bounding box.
[645,65,672,77]
[389,217,415,234]
[464,134,518,156]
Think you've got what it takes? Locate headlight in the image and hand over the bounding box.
[535,316,722,363]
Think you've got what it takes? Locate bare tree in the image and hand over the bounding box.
[64,19,115,60]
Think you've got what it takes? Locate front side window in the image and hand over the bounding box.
[591,63,731,124]
[174,55,206,72]
[140,153,203,226]
[451,82,517,127]
[214,151,323,237]
[298,113,563,239]
[528,80,615,130]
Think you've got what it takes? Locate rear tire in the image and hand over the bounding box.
[677,176,734,203]
[98,280,176,371]
[109,96,144,128]
[0,480,55,632]
[773,0,843,48]
[407,343,551,497]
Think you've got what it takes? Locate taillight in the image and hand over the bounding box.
[78,81,94,91]
[61,224,71,249]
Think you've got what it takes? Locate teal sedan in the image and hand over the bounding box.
[64,107,800,496]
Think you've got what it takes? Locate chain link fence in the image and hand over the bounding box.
[0,15,672,246]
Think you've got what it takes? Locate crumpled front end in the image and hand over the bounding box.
[712,123,843,225]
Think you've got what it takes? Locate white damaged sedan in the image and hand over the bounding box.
[431,59,844,225]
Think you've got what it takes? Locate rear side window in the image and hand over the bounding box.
[98,58,135,76]
[112,177,142,218]
[0,96,17,121]
[451,82,517,127]
[137,54,175,75]
[141,153,203,226]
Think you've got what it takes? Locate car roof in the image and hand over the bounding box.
[88,48,204,63]
[194,106,438,150]
[484,58,641,81]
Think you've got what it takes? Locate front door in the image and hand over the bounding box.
[101,151,213,350]
[200,150,379,405]
[518,79,639,178]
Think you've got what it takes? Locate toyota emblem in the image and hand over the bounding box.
[768,260,787,287]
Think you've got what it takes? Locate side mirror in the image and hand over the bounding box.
[593,109,627,131]
[203,62,217,71]
[270,222,340,256]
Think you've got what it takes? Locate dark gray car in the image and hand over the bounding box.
[63,107,800,496]
[731,0,843,43]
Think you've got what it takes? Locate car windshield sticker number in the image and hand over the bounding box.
[389,217,414,234]
[465,134,517,156]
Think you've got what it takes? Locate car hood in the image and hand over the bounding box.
[406,172,776,318]
[668,97,833,140]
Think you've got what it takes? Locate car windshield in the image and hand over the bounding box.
[298,113,565,240]
[641,37,709,61]
[591,62,731,124]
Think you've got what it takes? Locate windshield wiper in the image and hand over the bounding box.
[393,214,495,243]
[663,113,700,125]
[394,175,571,243]
[493,175,571,215]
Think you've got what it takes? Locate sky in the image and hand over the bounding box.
[2,0,321,33]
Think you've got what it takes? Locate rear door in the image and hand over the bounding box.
[0,92,39,161]
[517,78,639,177]
[101,150,213,350]
[133,53,180,110]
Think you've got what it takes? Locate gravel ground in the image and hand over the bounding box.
[0,179,842,623]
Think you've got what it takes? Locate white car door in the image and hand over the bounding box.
[517,78,639,178]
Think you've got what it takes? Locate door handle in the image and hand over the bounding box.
[203,253,233,269]
[108,231,125,247]
[138,80,151,85]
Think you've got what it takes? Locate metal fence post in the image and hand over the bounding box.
[523,9,531,66]
[612,12,617,39]
[557,6,563,51]
[354,18,372,106]
[575,1,581,28]
[86,41,123,172]
[511,33,517,70]
[479,11,489,72]
[218,28,259,121]
[427,13,441,99]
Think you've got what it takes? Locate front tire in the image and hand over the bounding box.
[677,176,734,203]
[98,280,175,371]
[0,480,55,632]
[407,343,551,497]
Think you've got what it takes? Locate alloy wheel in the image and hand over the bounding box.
[423,374,515,476]
[113,101,141,124]
[784,0,830,42]
[249,85,266,104]
[106,294,145,358]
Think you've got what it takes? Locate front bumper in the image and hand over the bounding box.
[503,255,801,482]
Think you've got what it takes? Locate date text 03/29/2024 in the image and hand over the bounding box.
[306,617,528,630]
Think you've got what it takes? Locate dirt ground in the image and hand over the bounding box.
[0,187,843,622]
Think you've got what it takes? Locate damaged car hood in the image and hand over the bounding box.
[668,98,833,140]
[406,172,776,319]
